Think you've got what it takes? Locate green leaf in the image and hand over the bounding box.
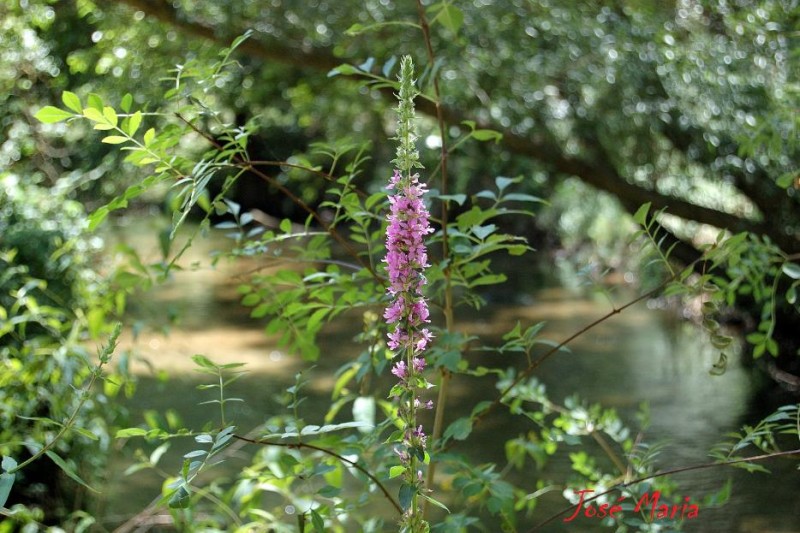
[183,450,207,459]
[382,55,398,77]
[116,427,148,438]
[502,193,543,203]
[469,273,507,287]
[0,469,13,501]
[311,509,325,532]
[128,111,142,137]
[776,172,796,189]
[443,417,473,441]
[633,202,651,225]
[83,107,114,130]
[72,427,100,441]
[766,337,779,357]
[86,93,103,111]
[398,482,416,511]
[143,127,156,147]
[787,285,797,305]
[432,3,464,34]
[782,263,800,280]
[307,308,329,333]
[471,401,493,417]
[345,23,365,35]
[352,396,376,431]
[0,469,14,508]
[389,465,405,479]
[120,93,133,113]
[422,493,450,513]
[471,129,502,142]
[168,484,191,508]
[61,91,82,113]
[102,106,118,127]
[191,354,218,369]
[1,457,17,472]
[35,106,74,123]
[45,451,98,493]
[495,176,516,192]
[88,206,110,231]
[252,303,270,318]
[472,224,497,240]
[241,293,260,306]
[328,63,358,77]
[436,194,467,205]
[101,135,129,144]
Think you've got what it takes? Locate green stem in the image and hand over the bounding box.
[414,0,453,519]
[8,324,120,475]
[218,369,226,427]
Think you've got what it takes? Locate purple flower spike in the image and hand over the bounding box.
[384,170,434,354]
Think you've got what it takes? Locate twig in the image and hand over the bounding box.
[454,277,673,451]
[111,424,260,533]
[174,113,384,283]
[232,434,403,515]
[8,324,121,476]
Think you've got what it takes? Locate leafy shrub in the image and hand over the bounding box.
[0,175,120,528]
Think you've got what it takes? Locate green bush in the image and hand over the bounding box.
[0,175,119,528]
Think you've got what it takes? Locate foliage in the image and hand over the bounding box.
[4,0,798,255]
[0,176,125,527]
[635,202,800,367]
[2,0,799,531]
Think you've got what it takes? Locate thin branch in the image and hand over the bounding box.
[8,324,121,476]
[232,434,403,515]
[174,113,383,282]
[528,447,800,531]
[454,276,673,450]
[590,430,628,477]
[115,0,340,72]
[112,425,260,533]
[246,160,369,199]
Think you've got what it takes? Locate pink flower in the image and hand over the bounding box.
[387,327,407,351]
[383,298,404,323]
[414,398,435,410]
[414,329,434,353]
[391,361,408,380]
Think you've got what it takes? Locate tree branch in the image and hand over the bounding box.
[117,0,787,247]
[116,0,341,72]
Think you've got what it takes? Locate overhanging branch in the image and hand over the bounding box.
[116,0,776,243]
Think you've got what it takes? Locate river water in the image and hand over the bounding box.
[100,217,799,532]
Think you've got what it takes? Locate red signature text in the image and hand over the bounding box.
[564,489,700,523]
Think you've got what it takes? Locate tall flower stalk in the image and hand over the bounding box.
[385,55,434,532]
